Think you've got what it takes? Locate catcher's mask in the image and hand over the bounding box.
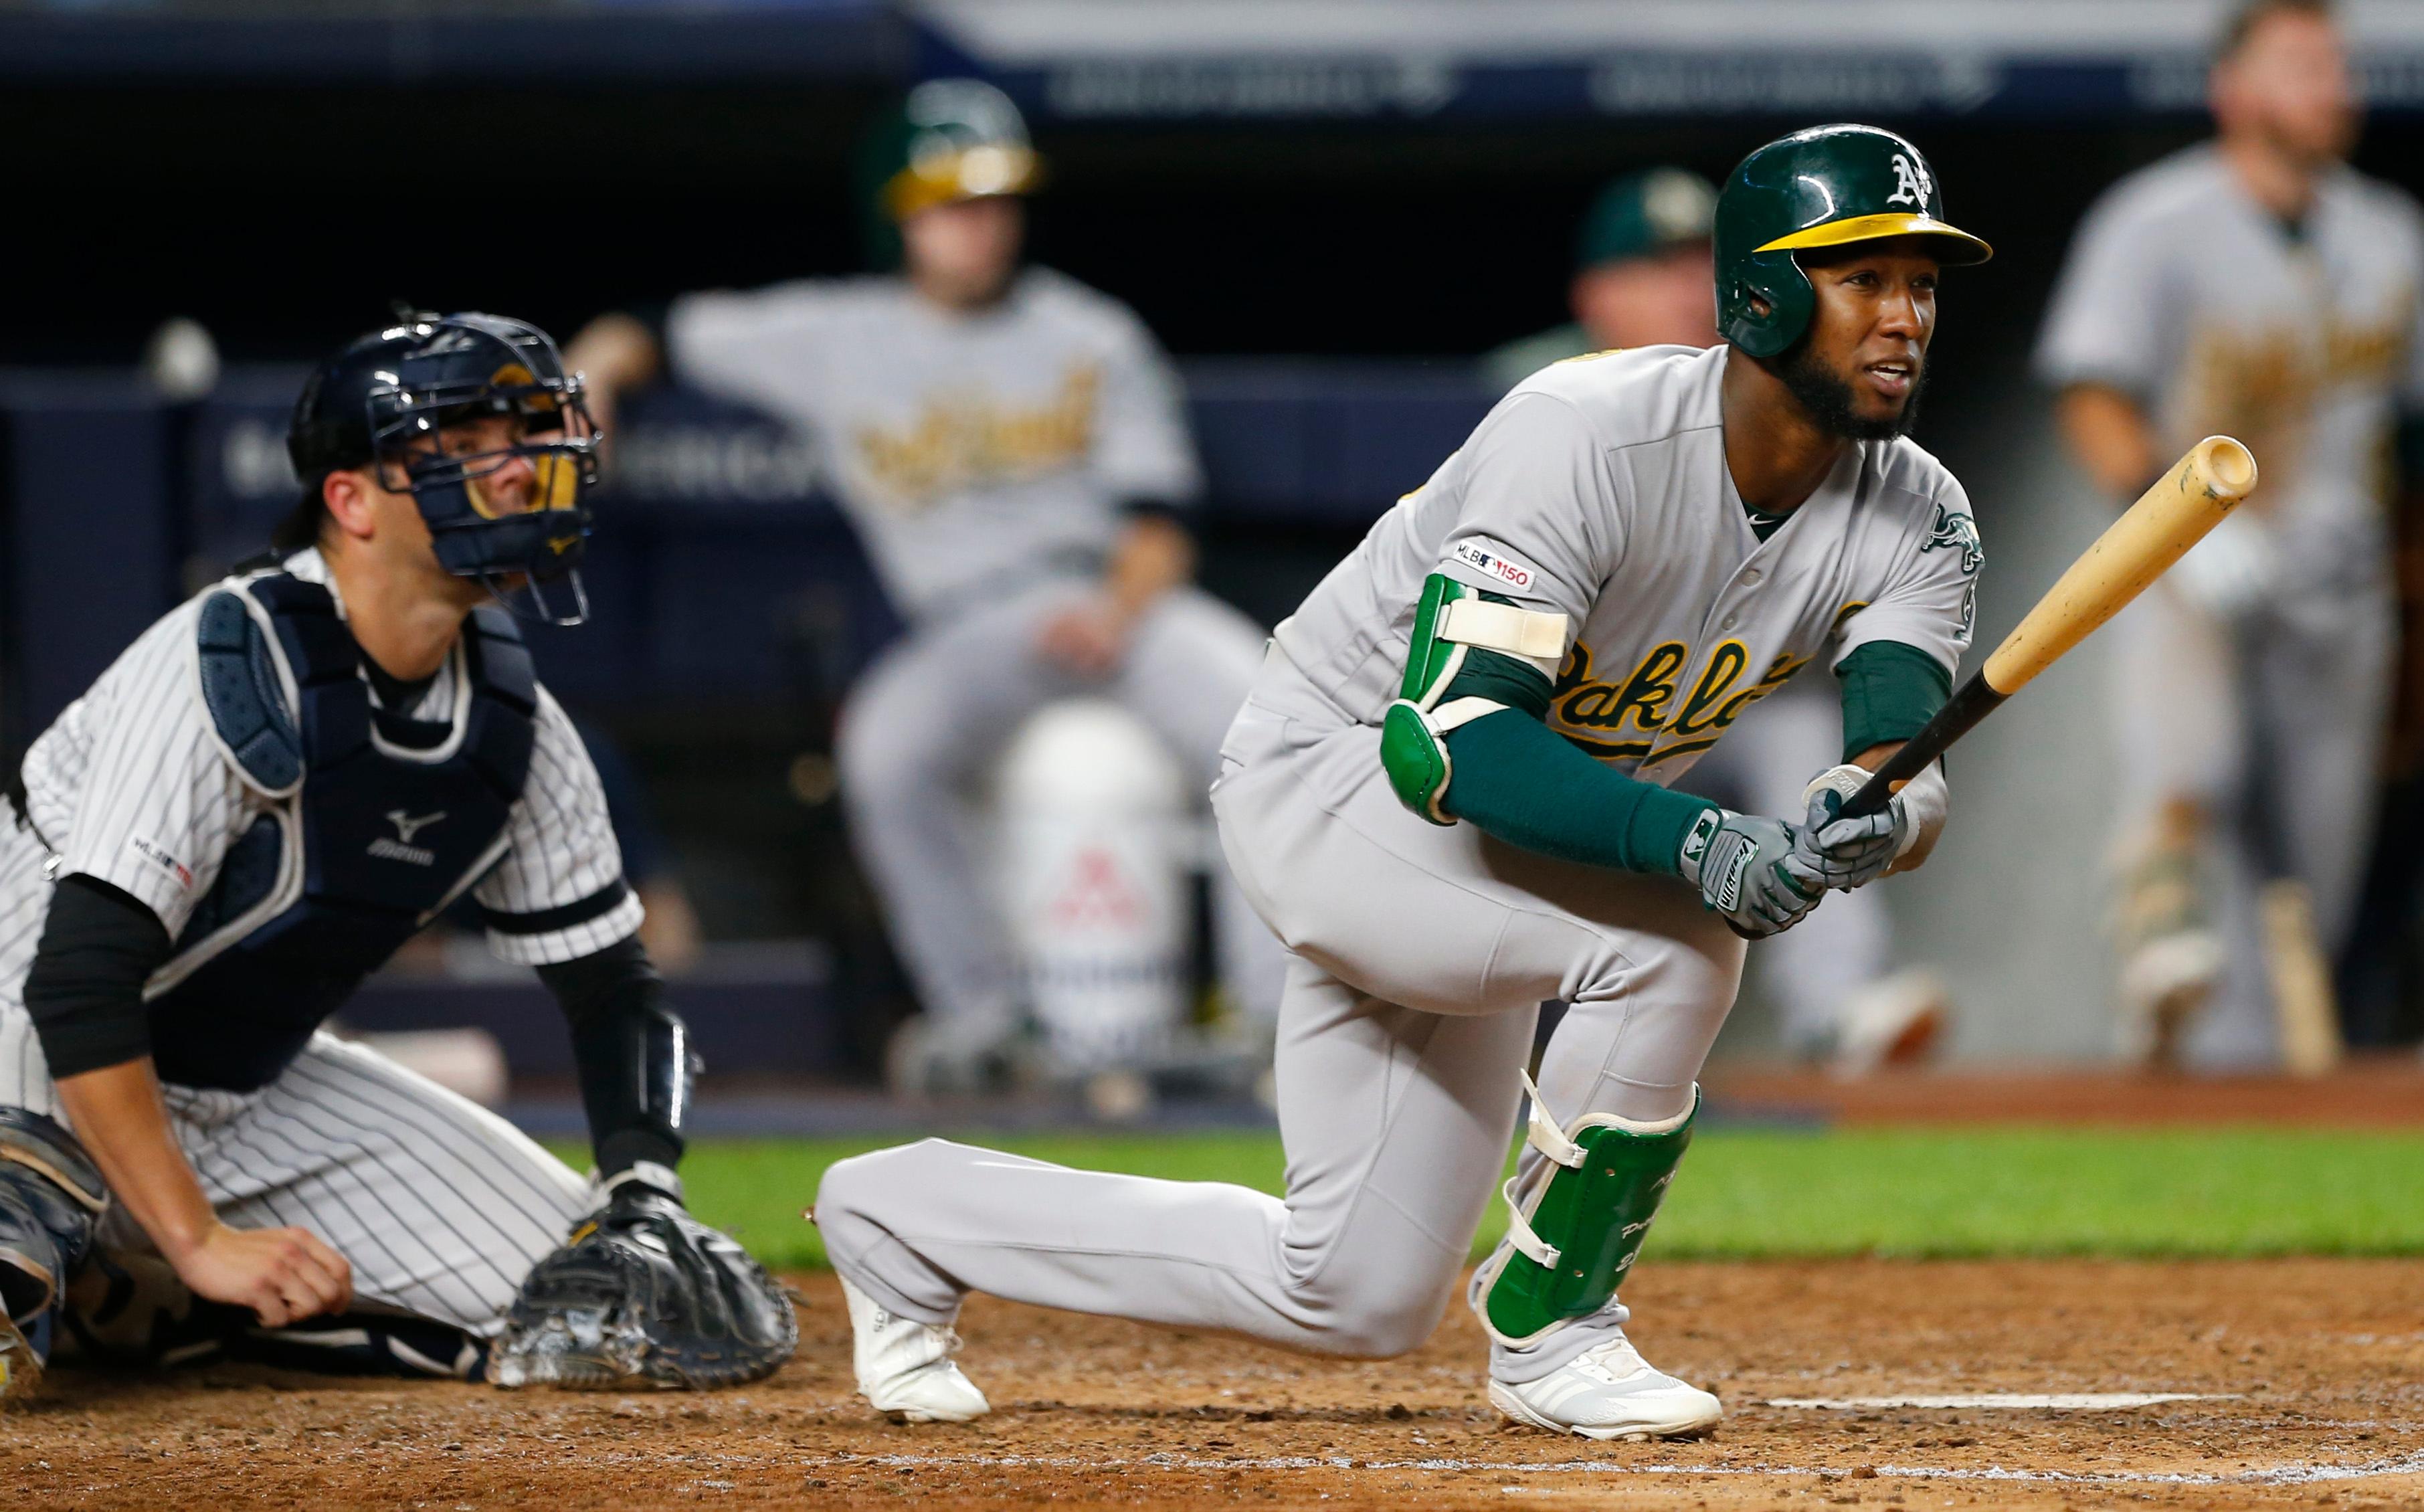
[288,311,601,625]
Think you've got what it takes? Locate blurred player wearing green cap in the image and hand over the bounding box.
[1483,168,1720,391]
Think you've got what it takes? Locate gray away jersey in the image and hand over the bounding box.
[666,268,1202,624]
[0,549,640,1066]
[1272,343,1981,784]
[2036,145,2424,586]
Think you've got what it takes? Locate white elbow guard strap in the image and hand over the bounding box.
[1380,573,1569,826]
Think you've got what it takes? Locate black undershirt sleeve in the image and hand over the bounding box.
[535,936,688,1179]
[23,875,171,1079]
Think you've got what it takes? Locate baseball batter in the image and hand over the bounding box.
[0,314,793,1400]
[569,80,1282,1091]
[2036,0,2424,1065]
[816,124,1988,1440]
[1492,166,1952,1069]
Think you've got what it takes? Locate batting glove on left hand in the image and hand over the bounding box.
[1677,808,1824,939]
[1794,765,1908,891]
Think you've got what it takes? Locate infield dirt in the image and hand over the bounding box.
[9,1258,2423,1510]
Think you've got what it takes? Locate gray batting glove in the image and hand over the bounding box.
[1677,808,1823,939]
[1794,765,1908,891]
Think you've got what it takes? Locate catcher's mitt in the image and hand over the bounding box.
[492,1170,797,1390]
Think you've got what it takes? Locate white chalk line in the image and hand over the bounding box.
[1768,1394,2229,1410]
[801,1448,2424,1488]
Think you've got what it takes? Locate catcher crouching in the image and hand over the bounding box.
[0,312,794,1400]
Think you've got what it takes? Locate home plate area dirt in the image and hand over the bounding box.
[10,1260,2424,1510]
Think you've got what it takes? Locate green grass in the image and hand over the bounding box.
[554,1126,2424,1272]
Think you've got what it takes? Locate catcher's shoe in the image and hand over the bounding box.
[839,1274,989,1423]
[0,1310,39,1406]
[1489,1331,1721,1442]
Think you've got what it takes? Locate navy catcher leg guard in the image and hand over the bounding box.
[0,1109,108,1404]
[60,1248,242,1372]
[234,1314,488,1380]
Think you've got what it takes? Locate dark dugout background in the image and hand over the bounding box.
[10,64,2424,1060]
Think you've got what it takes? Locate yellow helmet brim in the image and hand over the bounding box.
[882,144,1044,221]
[1755,212,1992,266]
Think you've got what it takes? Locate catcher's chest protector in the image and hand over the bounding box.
[149,571,537,1090]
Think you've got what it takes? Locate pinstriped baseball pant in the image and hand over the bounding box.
[0,1018,589,1336]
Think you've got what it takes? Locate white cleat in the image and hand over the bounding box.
[1489,1332,1721,1441]
[838,1274,991,1424]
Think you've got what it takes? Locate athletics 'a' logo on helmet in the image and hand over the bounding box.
[1887,153,1932,209]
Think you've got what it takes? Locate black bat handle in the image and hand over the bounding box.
[1839,671,2009,818]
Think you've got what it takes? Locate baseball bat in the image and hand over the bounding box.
[1839,435,2258,818]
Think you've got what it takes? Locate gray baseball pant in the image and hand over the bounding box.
[817,649,1744,1382]
[836,579,1285,1035]
[2108,576,2392,1066]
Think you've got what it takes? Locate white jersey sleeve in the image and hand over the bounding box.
[472,686,644,966]
[1430,392,1619,634]
[1088,304,1204,508]
[39,607,257,939]
[2033,183,2179,399]
[1831,474,1983,678]
[662,282,836,421]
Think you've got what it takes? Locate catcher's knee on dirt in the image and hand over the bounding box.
[1470,1078,1696,1348]
[0,1108,108,1394]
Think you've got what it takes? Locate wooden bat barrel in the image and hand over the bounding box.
[1839,436,2257,820]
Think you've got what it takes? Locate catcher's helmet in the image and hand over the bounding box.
[856,78,1042,266]
[1715,124,1991,359]
[286,312,600,624]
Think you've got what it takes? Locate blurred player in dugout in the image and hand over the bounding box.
[571,80,1283,1091]
[2039,0,2424,1066]
[1485,170,1952,1072]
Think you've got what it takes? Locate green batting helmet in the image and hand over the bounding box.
[1715,124,1991,359]
[856,78,1043,267]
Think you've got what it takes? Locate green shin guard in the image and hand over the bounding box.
[1476,1077,1698,1347]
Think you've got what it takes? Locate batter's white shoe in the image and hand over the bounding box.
[839,1274,990,1424]
[1489,1332,1722,1441]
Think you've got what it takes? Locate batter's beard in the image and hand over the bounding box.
[1776,341,1926,442]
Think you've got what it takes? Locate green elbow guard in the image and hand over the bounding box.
[1381,700,1455,826]
[1381,696,1509,827]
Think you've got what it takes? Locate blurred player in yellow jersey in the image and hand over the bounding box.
[1489,169,1952,1071]
[2037,0,2424,1066]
